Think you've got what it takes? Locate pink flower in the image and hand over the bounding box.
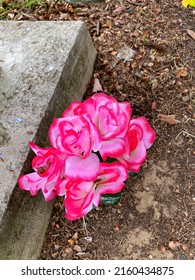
[57,162,128,220]
[62,92,132,160]
[117,116,156,172]
[18,92,155,221]
[65,153,100,181]
[49,115,101,158]
[18,142,66,201]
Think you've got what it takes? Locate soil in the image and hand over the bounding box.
[2,0,195,260]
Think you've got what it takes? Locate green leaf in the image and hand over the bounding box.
[100,192,121,205]
[106,157,118,163]
[129,171,140,177]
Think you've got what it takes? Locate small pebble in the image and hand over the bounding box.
[15,117,23,124]
[7,162,16,171]
[73,245,82,253]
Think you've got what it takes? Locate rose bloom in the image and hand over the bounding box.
[62,92,132,159]
[56,162,128,220]
[18,142,66,201]
[49,115,101,159]
[117,116,156,172]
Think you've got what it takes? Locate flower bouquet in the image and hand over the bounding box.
[18,92,155,220]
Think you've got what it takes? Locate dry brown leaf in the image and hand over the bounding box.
[68,239,75,246]
[158,114,180,125]
[111,51,117,56]
[112,7,123,16]
[182,244,189,251]
[72,232,78,241]
[158,244,166,252]
[114,226,120,232]
[175,67,188,78]
[169,241,180,251]
[93,78,103,93]
[187,29,195,40]
[51,252,58,258]
[151,101,156,110]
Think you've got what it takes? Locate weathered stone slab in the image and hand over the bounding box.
[0,21,96,259]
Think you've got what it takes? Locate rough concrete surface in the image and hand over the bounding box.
[0,21,96,259]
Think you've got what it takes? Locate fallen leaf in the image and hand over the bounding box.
[183,210,188,217]
[151,101,156,110]
[68,239,75,246]
[72,232,78,241]
[187,29,195,40]
[7,13,15,19]
[73,245,82,253]
[158,244,166,252]
[174,188,180,193]
[93,78,103,93]
[116,46,137,61]
[169,241,180,250]
[51,252,58,258]
[111,51,117,56]
[113,7,123,16]
[182,244,189,251]
[54,244,59,251]
[81,236,93,243]
[182,95,190,102]
[158,114,180,125]
[62,247,73,258]
[175,67,188,78]
[114,226,120,232]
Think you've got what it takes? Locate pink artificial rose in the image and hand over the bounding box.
[117,116,156,172]
[49,115,101,159]
[18,142,66,201]
[65,153,100,181]
[57,162,128,220]
[62,92,132,160]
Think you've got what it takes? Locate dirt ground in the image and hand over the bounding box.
[2,0,194,259]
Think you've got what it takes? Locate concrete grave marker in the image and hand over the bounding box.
[0,21,96,259]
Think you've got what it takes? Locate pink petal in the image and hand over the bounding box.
[130,117,155,149]
[64,181,94,220]
[29,142,50,156]
[92,92,115,107]
[48,118,61,148]
[98,106,118,137]
[42,182,57,202]
[83,114,102,152]
[118,102,132,120]
[65,153,100,181]
[127,163,142,173]
[55,178,70,196]
[117,141,147,172]
[99,138,126,160]
[111,112,130,139]
[18,172,46,196]
[127,141,147,165]
[62,101,82,117]
[93,162,128,206]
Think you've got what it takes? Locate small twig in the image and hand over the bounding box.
[21,12,33,19]
[119,235,126,246]
[126,0,143,6]
[175,130,195,140]
[96,20,100,36]
[82,216,89,237]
